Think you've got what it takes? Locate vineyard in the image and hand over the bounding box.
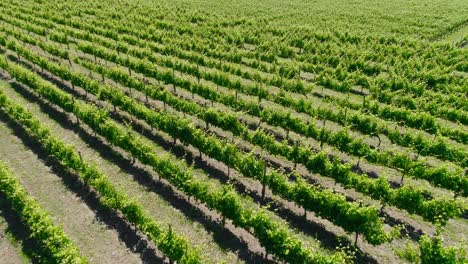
[0,0,466,263]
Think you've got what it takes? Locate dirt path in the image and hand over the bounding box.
[0,213,28,264]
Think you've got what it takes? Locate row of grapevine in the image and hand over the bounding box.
[369,89,468,125]
[317,92,467,144]
[0,160,86,263]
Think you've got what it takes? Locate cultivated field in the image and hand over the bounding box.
[0,0,467,263]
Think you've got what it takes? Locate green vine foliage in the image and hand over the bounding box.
[0,54,346,264]
[0,160,87,263]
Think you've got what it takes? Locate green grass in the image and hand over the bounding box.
[444,25,468,46]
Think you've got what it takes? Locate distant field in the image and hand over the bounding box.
[160,0,468,41]
[0,0,466,263]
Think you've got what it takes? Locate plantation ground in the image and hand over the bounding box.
[0,0,467,263]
